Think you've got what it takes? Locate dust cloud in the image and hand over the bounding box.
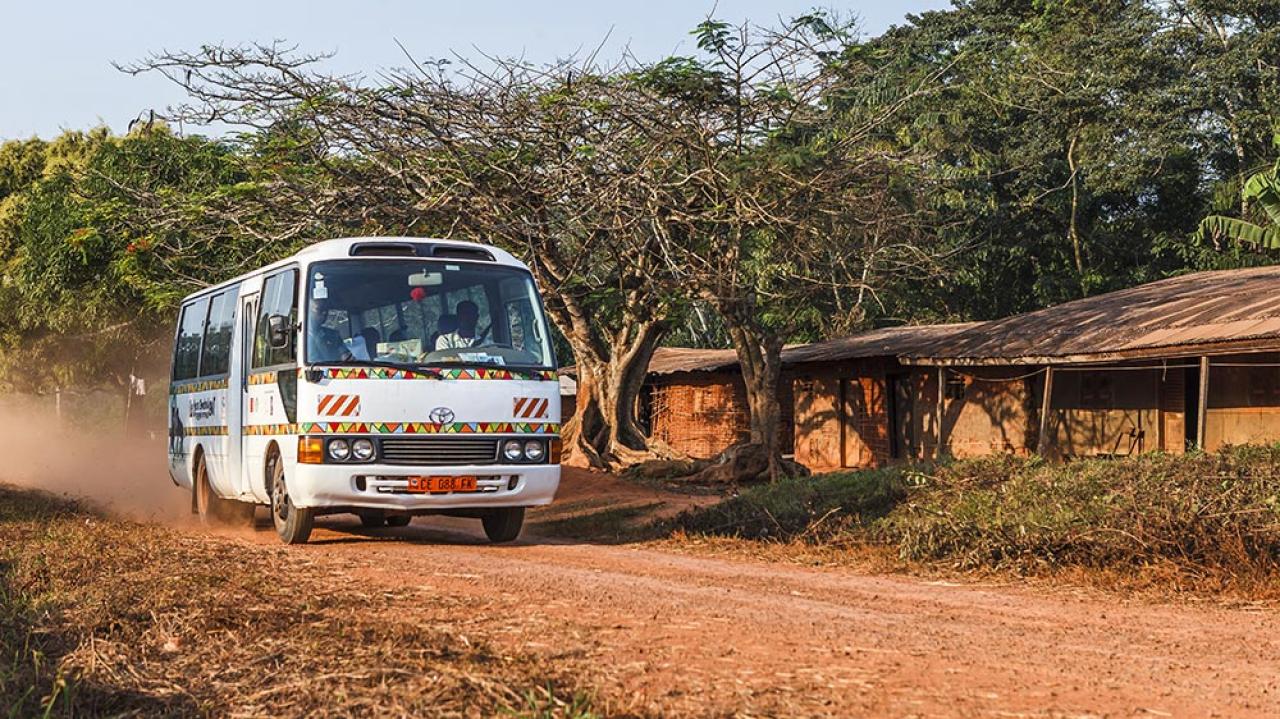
[0,394,190,522]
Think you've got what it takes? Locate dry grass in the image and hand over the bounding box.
[0,484,601,718]
[665,446,1280,599]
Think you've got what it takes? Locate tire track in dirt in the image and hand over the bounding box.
[209,472,1280,718]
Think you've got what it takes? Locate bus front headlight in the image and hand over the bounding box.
[502,440,525,462]
[327,439,351,461]
[351,438,376,461]
[523,440,545,462]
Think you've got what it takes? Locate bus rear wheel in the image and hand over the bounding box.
[481,507,524,543]
[270,458,314,545]
[194,453,249,525]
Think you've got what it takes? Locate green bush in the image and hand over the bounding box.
[669,446,1280,577]
[668,467,908,540]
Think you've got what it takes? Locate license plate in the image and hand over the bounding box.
[406,475,478,493]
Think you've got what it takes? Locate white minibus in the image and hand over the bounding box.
[167,237,561,544]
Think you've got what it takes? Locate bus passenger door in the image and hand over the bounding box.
[232,292,259,498]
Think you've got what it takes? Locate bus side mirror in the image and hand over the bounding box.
[267,314,292,350]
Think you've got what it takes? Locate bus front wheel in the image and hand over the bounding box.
[481,507,524,543]
[270,459,314,545]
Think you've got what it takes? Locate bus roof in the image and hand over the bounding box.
[178,237,530,304]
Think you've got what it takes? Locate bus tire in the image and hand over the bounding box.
[194,452,246,525]
[269,458,314,545]
[481,507,524,543]
[385,515,411,528]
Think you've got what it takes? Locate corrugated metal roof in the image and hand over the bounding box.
[903,265,1280,365]
[646,347,741,376]
[781,323,980,364]
[644,323,977,376]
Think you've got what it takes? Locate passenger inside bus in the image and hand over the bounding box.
[359,327,381,359]
[429,314,457,351]
[435,301,480,350]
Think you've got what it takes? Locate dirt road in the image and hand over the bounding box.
[196,469,1278,718]
[10,415,1272,716]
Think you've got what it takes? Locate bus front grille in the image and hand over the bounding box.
[379,437,500,465]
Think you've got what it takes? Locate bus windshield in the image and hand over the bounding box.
[304,259,555,370]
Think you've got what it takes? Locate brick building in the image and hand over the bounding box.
[903,265,1280,460]
[784,324,979,471]
[642,348,799,459]
[608,265,1280,472]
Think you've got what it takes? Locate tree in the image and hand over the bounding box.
[0,125,320,430]
[851,0,1280,323]
[619,14,951,480]
[120,44,684,468]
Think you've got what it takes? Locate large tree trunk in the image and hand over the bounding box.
[727,324,786,482]
[552,311,670,470]
[533,239,674,471]
[697,292,788,483]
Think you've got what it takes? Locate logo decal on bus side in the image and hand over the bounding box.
[317,394,361,417]
[513,397,550,419]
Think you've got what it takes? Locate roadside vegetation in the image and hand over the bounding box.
[0,485,601,718]
[668,446,1280,593]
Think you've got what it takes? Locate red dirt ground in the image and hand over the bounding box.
[206,468,1280,718]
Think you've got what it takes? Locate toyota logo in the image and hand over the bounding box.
[429,406,455,424]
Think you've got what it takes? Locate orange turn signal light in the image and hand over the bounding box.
[298,436,325,464]
[549,437,563,464]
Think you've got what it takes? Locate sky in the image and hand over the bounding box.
[0,0,951,140]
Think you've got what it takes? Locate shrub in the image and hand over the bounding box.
[668,445,1280,579]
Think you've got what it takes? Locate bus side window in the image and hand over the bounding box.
[254,269,298,368]
[199,289,237,376]
[173,297,210,380]
[500,276,542,360]
[505,298,534,353]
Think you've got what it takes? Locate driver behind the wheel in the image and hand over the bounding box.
[435,300,480,350]
[308,298,353,362]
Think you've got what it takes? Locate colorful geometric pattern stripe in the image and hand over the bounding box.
[241,422,559,436]
[244,424,298,436]
[170,378,230,395]
[308,366,558,382]
[182,425,229,436]
[176,368,557,393]
[298,421,559,435]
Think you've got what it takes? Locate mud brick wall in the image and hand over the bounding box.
[649,373,751,459]
[790,358,895,472]
[1206,353,1280,451]
[928,367,1036,459]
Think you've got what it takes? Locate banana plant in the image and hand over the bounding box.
[1198,139,1280,250]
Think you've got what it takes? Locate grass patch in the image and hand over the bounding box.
[0,484,601,718]
[667,446,1280,590]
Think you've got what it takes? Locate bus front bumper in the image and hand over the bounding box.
[288,463,560,512]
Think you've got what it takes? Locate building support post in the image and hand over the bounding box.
[1197,356,1210,451]
[936,366,946,460]
[1036,366,1055,457]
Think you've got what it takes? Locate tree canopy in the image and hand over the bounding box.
[0,0,1276,473]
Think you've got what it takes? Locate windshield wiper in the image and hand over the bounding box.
[309,359,443,377]
[422,360,550,371]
